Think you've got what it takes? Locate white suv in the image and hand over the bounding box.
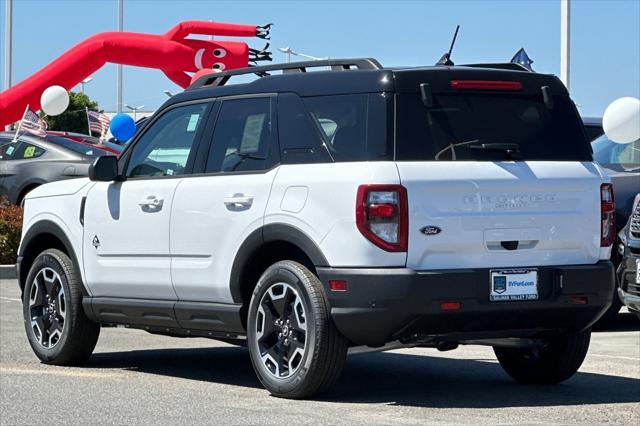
[17,59,615,398]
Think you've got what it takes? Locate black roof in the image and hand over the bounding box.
[164,58,568,108]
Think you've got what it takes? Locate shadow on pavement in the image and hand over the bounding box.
[86,345,640,408]
[593,312,640,332]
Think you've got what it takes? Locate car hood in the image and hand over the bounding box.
[26,178,92,200]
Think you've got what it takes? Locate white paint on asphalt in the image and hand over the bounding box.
[0,296,21,302]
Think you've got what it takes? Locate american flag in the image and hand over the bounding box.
[18,108,47,138]
[87,109,111,139]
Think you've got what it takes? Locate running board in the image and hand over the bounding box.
[82,297,245,336]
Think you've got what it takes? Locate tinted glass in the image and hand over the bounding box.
[0,142,45,160]
[277,93,332,164]
[396,94,591,161]
[206,97,273,173]
[127,103,207,177]
[592,135,640,171]
[303,94,391,162]
[46,136,111,158]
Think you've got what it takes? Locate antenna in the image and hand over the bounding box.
[436,25,460,66]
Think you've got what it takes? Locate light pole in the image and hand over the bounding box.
[117,0,123,113]
[4,0,13,130]
[278,47,327,62]
[560,0,570,91]
[80,77,93,94]
[125,104,144,121]
[163,90,173,98]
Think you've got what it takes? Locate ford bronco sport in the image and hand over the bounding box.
[17,58,615,398]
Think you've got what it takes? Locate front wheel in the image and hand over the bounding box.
[494,329,591,384]
[22,249,100,365]
[247,260,348,399]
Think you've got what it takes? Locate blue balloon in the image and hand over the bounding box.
[109,113,136,141]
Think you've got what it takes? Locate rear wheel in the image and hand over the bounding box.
[494,329,591,384]
[247,260,348,399]
[23,249,100,365]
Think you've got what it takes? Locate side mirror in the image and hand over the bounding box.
[89,155,119,182]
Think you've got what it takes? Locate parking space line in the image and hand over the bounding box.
[0,366,126,379]
[589,353,640,361]
[0,296,21,302]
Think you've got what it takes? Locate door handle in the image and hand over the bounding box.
[223,193,254,207]
[139,195,163,209]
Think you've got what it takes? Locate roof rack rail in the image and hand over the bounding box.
[461,63,532,72]
[188,58,383,90]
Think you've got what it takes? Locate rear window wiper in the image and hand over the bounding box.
[467,142,522,159]
[434,140,522,160]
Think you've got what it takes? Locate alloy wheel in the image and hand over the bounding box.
[28,267,66,348]
[255,282,307,378]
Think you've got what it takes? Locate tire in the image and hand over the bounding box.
[247,260,348,399]
[494,329,591,384]
[22,249,100,365]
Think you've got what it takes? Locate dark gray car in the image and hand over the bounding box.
[0,132,113,205]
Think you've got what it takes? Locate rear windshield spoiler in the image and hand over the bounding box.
[393,68,568,96]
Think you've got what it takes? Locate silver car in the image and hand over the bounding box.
[0,132,114,205]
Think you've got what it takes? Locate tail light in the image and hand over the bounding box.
[600,183,616,247]
[356,184,408,252]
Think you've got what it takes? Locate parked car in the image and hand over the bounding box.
[0,132,115,205]
[590,131,640,321]
[17,58,615,399]
[616,193,640,319]
[46,131,123,156]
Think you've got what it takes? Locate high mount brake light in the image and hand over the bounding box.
[356,185,408,252]
[600,183,615,247]
[450,80,523,90]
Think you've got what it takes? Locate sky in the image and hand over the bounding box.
[1,0,639,117]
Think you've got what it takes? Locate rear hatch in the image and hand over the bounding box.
[393,67,605,270]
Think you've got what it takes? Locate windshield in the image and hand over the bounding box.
[591,134,640,171]
[46,136,113,158]
[395,93,591,161]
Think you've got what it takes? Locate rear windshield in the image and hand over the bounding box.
[47,136,112,158]
[395,93,591,161]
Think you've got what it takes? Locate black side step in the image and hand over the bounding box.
[82,297,245,335]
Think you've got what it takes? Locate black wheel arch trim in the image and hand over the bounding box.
[229,223,329,303]
[18,220,89,297]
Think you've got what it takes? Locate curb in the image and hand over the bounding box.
[0,265,17,280]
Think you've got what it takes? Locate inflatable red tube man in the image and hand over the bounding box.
[0,20,272,127]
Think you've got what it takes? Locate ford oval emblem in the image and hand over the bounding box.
[420,226,442,236]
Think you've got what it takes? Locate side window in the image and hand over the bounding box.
[277,93,332,164]
[303,94,391,162]
[126,103,208,178]
[205,97,274,173]
[1,142,45,160]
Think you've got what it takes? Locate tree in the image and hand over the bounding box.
[43,91,100,134]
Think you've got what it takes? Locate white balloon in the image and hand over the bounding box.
[602,96,640,144]
[40,85,69,116]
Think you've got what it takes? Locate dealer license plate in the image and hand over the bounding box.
[490,269,538,302]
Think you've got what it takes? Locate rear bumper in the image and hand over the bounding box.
[317,261,614,346]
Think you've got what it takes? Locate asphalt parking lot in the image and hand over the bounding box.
[1,276,639,425]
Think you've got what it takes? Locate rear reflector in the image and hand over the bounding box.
[440,302,461,311]
[329,280,348,292]
[451,80,523,90]
[571,296,588,305]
